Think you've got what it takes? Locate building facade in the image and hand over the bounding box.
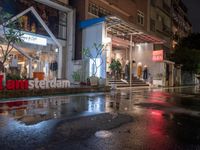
[70,0,175,86]
[171,0,192,86]
[148,0,171,56]
[0,0,75,80]
[172,0,192,49]
[70,0,149,60]
[147,0,175,86]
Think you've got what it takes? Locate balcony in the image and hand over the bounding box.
[162,2,171,15]
[162,24,171,36]
[50,0,69,5]
[173,34,179,41]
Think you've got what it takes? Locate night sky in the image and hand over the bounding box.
[182,0,200,33]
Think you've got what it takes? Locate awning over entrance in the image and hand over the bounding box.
[79,16,165,44]
[106,16,165,44]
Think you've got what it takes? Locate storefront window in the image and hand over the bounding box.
[1,43,59,80]
[137,10,144,26]
[58,11,67,40]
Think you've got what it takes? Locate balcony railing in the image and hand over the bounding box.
[50,0,68,6]
[162,24,171,36]
[173,34,179,41]
[163,2,171,14]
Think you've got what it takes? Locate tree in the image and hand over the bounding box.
[109,59,122,79]
[172,33,200,74]
[0,10,23,72]
[82,43,106,77]
[178,33,200,50]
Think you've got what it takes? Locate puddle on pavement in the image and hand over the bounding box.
[1,87,200,149]
[0,86,200,126]
[0,95,116,125]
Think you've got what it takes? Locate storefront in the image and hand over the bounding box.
[0,33,59,80]
[79,16,174,87]
[0,0,75,80]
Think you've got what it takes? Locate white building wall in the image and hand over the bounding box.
[66,10,76,81]
[82,22,107,79]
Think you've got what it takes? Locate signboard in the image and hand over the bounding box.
[21,34,47,46]
[0,75,70,90]
[152,50,163,62]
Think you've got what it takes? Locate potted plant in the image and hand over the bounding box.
[72,71,81,85]
[82,43,106,86]
[109,59,122,88]
[109,59,122,78]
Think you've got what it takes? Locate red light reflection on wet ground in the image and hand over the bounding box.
[147,91,172,107]
[0,100,28,113]
[146,109,169,146]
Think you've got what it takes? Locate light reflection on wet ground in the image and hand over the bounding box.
[1,86,200,149]
[1,86,200,126]
[0,94,114,126]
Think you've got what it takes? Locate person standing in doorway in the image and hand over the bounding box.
[143,65,148,81]
[125,60,130,81]
[137,63,142,79]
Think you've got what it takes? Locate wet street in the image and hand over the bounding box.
[1,86,200,150]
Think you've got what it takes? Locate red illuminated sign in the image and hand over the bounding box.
[0,75,28,90]
[152,50,163,62]
[0,75,70,90]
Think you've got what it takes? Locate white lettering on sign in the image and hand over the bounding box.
[28,79,70,89]
[152,50,163,62]
[21,34,47,46]
[0,75,70,90]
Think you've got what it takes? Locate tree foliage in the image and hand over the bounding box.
[178,33,200,50]
[109,59,122,74]
[0,10,23,72]
[82,43,106,76]
[173,33,200,74]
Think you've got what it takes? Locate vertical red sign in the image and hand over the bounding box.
[152,50,163,62]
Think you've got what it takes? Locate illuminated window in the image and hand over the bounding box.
[88,2,111,17]
[150,18,155,31]
[137,10,144,26]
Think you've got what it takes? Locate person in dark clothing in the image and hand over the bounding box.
[143,65,148,81]
[125,60,130,81]
[50,60,58,71]
[49,60,58,78]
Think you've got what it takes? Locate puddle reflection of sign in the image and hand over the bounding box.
[152,50,163,62]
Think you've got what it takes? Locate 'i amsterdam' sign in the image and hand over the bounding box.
[0,75,70,90]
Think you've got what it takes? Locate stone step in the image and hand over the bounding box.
[107,78,149,87]
[109,81,145,84]
[110,84,149,87]
[108,83,149,87]
[108,80,146,83]
[108,79,145,82]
